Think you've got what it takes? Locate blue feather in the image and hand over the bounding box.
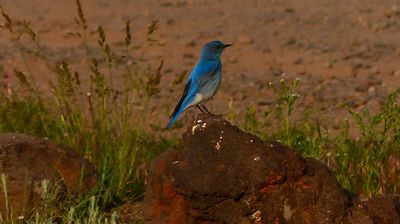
[167,40,230,128]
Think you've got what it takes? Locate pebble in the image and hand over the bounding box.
[270,67,283,76]
[258,99,275,106]
[284,38,297,46]
[293,58,303,65]
[182,53,194,58]
[186,40,197,47]
[391,70,400,76]
[237,35,254,45]
[228,57,238,64]
[367,86,376,97]
[355,81,369,92]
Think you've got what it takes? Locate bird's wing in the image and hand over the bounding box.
[191,60,221,89]
[169,79,191,119]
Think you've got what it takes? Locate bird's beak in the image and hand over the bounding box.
[223,44,232,48]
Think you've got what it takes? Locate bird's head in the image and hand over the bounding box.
[201,40,232,60]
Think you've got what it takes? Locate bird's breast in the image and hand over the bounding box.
[199,72,222,99]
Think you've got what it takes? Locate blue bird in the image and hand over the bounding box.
[167,40,231,128]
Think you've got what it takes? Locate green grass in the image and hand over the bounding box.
[239,79,400,197]
[0,0,399,222]
[0,1,176,222]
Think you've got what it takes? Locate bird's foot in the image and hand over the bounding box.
[197,104,221,116]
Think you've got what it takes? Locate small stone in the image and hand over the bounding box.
[166,18,174,25]
[355,81,369,92]
[258,99,275,106]
[186,40,197,47]
[237,35,254,45]
[284,38,296,46]
[228,56,238,64]
[368,86,376,97]
[285,8,295,13]
[294,58,303,65]
[324,62,333,68]
[182,53,194,58]
[367,74,382,86]
[370,67,380,75]
[270,67,283,76]
[391,70,400,76]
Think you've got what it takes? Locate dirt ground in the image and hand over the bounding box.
[0,0,399,133]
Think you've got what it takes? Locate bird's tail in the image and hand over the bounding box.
[166,93,195,128]
[166,110,182,128]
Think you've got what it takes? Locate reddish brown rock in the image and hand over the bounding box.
[0,133,97,218]
[143,114,400,224]
[347,195,400,223]
[111,202,145,224]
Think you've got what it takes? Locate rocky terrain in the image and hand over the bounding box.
[143,114,400,224]
[2,115,400,223]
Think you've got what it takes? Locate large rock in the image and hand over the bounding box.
[0,133,97,218]
[143,114,400,224]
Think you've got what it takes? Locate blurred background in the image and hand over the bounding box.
[1,0,399,129]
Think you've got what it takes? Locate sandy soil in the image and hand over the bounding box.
[0,0,399,133]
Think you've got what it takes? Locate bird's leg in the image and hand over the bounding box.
[196,105,205,113]
[200,104,213,115]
